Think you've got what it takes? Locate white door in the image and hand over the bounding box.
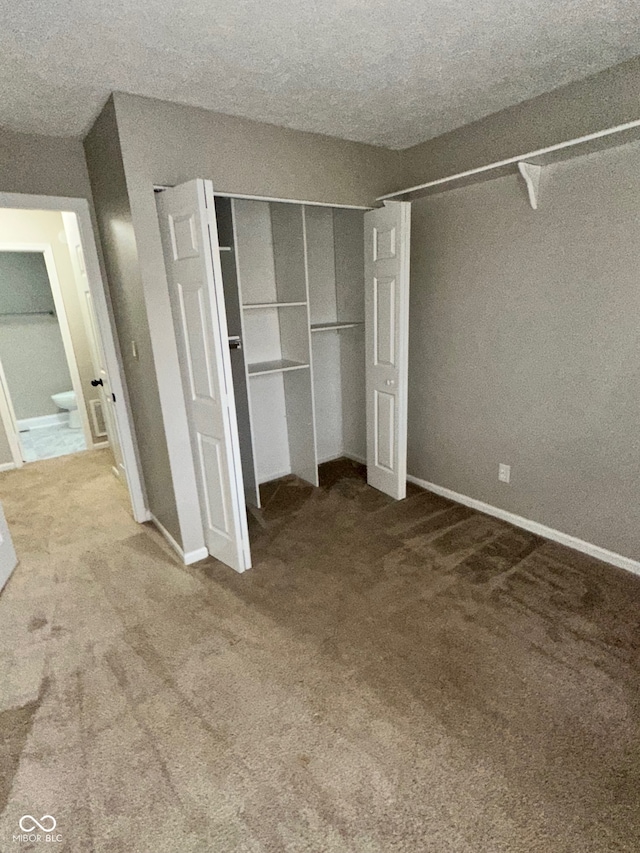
[364,201,411,500]
[156,180,251,572]
[0,500,17,592]
[62,212,126,479]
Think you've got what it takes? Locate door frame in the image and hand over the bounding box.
[0,355,22,471]
[0,192,149,523]
[0,240,94,451]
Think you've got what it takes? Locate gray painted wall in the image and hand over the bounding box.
[0,315,72,419]
[0,127,92,198]
[0,131,94,465]
[403,54,640,188]
[407,139,640,560]
[0,249,72,418]
[0,252,68,420]
[113,92,403,207]
[84,98,177,540]
[83,92,405,551]
[0,252,54,315]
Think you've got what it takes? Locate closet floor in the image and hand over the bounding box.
[1,454,639,852]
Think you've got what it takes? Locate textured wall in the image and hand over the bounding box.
[84,98,178,541]
[89,92,404,553]
[402,54,640,188]
[113,92,403,207]
[0,316,71,419]
[407,139,640,560]
[0,128,95,463]
[0,127,92,198]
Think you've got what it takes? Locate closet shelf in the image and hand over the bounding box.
[248,359,310,377]
[243,301,307,310]
[311,321,363,332]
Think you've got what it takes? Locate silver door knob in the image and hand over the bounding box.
[385,379,395,386]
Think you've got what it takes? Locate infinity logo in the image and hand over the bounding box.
[19,815,57,832]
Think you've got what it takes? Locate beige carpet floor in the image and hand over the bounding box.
[0,450,639,852]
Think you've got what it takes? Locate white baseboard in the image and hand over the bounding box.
[92,440,110,450]
[0,461,16,473]
[149,514,208,565]
[406,474,640,578]
[184,546,209,564]
[17,413,67,431]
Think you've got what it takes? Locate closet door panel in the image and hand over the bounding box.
[364,201,411,500]
[156,179,251,572]
[217,227,259,508]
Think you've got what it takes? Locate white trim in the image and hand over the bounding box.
[406,474,640,578]
[0,193,148,523]
[149,513,208,565]
[17,413,68,430]
[0,355,24,467]
[92,440,109,449]
[154,185,371,210]
[0,461,16,473]
[0,241,93,450]
[379,116,640,201]
[88,396,108,439]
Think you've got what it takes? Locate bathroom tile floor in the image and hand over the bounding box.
[19,423,87,462]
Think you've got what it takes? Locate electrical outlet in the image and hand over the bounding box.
[498,463,511,484]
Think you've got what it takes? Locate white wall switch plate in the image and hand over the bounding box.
[498,463,511,483]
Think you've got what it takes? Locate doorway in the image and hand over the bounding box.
[0,238,93,462]
[0,192,148,524]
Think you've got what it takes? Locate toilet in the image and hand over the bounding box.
[51,391,81,429]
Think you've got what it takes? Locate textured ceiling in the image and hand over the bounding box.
[2,0,640,148]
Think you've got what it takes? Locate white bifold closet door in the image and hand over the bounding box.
[156,179,251,573]
[364,201,411,500]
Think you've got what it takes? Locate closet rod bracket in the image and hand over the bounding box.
[517,161,542,210]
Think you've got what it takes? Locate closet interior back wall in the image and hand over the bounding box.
[306,206,366,464]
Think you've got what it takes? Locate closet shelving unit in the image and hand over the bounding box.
[214,195,366,508]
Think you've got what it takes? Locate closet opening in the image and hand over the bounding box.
[156,179,410,571]
[214,195,367,509]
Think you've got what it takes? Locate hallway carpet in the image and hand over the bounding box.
[0,451,639,852]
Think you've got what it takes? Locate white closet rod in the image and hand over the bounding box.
[378,116,640,201]
[153,185,371,211]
